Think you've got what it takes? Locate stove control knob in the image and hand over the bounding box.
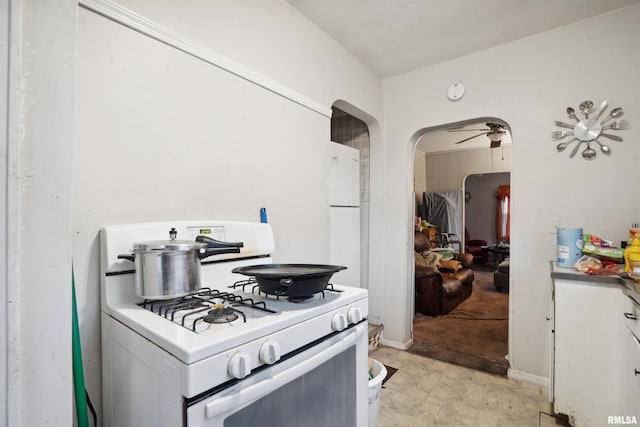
[331,313,348,331]
[228,352,252,379]
[259,340,281,365]
[347,306,363,324]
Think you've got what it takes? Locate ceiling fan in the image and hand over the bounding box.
[448,122,508,148]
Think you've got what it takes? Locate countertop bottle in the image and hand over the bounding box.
[624,229,640,272]
[629,252,640,282]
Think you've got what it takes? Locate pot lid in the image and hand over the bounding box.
[132,240,208,252]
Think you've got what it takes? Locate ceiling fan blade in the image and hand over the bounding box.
[490,140,502,149]
[454,132,489,144]
[448,128,490,132]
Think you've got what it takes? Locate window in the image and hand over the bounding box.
[496,185,510,243]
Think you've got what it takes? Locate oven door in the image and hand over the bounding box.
[186,322,368,427]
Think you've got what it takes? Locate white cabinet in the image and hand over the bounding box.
[623,327,640,418]
[622,291,640,419]
[552,275,626,426]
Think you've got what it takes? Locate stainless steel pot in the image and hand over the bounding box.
[119,229,242,299]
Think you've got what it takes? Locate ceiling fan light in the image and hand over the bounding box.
[488,132,503,142]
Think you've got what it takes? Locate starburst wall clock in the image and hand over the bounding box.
[551,100,629,160]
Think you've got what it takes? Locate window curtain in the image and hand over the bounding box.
[496,185,510,243]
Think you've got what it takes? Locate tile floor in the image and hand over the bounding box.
[369,346,561,427]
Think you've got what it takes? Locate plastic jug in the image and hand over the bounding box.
[624,229,640,273]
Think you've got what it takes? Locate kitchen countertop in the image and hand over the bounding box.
[550,261,640,296]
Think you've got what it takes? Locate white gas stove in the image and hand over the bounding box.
[100,220,369,427]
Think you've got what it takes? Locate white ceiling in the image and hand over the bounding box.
[288,0,640,78]
[289,0,640,151]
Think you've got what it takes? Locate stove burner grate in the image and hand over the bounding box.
[202,306,240,324]
[288,295,314,303]
[230,279,344,302]
[139,288,277,332]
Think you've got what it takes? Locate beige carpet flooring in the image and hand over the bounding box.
[409,265,509,375]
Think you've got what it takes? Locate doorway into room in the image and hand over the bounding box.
[410,119,511,375]
[464,172,511,252]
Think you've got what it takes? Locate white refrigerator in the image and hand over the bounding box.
[329,142,361,287]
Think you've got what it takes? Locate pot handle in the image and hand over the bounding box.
[117,254,135,262]
[195,235,244,249]
[199,247,241,260]
[274,278,293,296]
[279,278,293,287]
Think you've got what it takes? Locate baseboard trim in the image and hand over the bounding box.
[380,336,413,350]
[508,368,550,389]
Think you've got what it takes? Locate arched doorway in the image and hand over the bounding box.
[409,118,512,375]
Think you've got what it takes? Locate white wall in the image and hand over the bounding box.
[423,146,512,192]
[3,1,77,425]
[72,0,382,420]
[111,0,382,112]
[381,4,640,381]
[413,149,427,196]
[1,3,9,423]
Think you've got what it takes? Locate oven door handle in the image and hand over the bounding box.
[205,330,358,418]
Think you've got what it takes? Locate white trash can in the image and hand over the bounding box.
[368,358,387,427]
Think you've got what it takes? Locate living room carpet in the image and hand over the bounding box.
[408,265,509,376]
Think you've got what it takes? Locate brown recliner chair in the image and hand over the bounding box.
[414,231,474,316]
